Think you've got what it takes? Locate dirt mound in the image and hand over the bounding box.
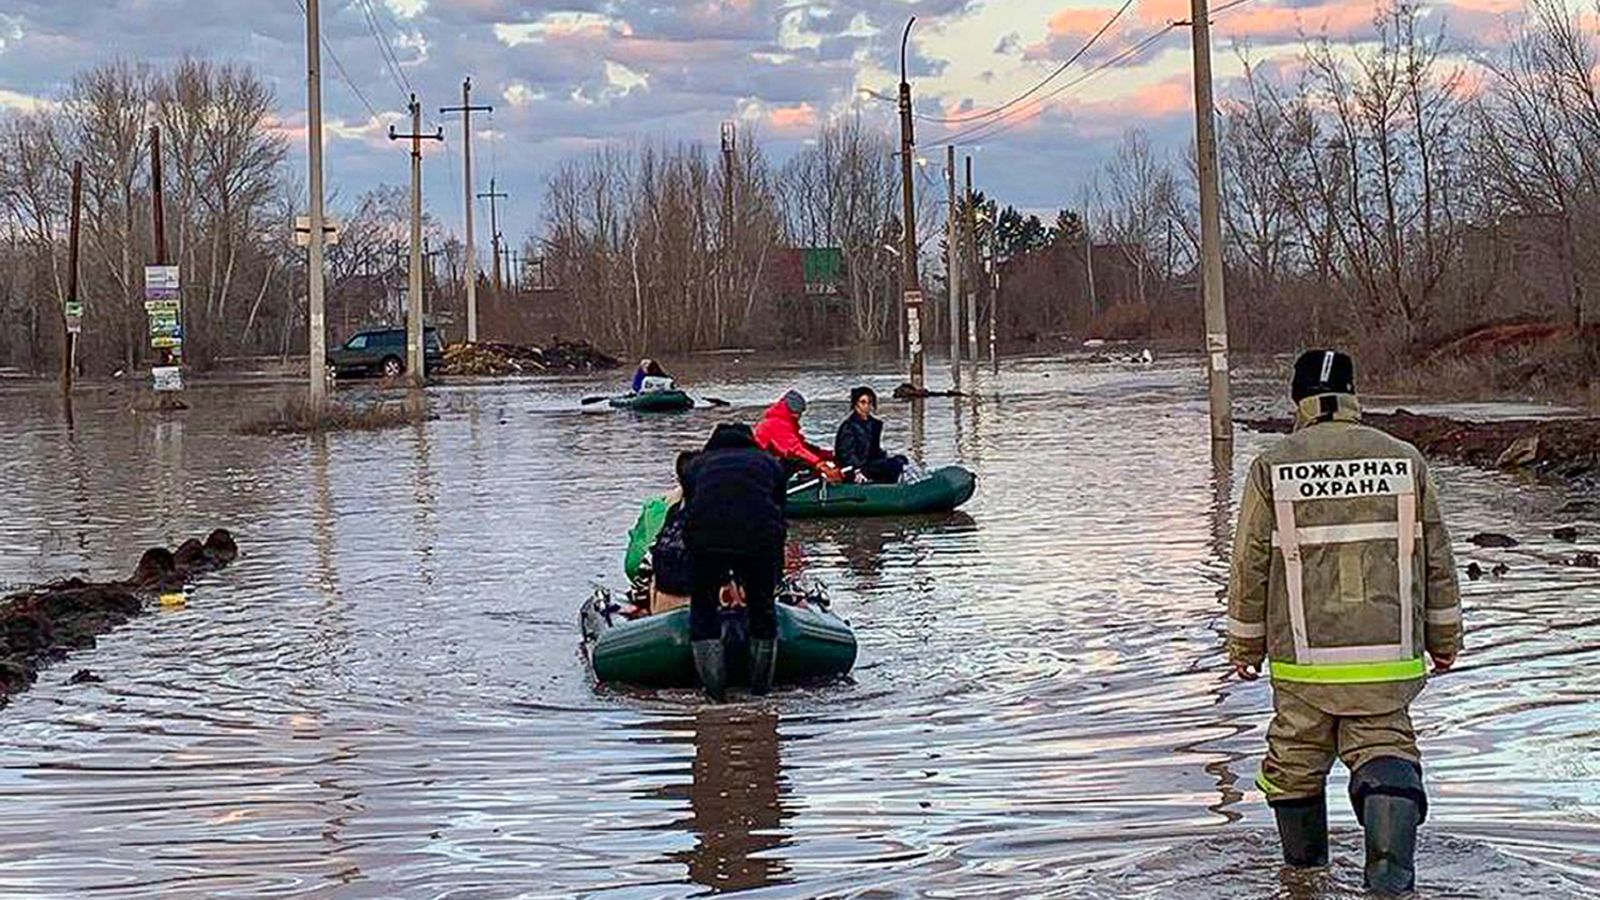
[439,339,621,376]
[0,528,239,709]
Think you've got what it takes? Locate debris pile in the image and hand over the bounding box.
[0,529,238,708]
[439,339,621,376]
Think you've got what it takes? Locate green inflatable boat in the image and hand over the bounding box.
[786,464,976,519]
[581,590,857,689]
[608,389,695,412]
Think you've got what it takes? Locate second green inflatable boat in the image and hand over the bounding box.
[608,389,696,412]
[785,464,977,518]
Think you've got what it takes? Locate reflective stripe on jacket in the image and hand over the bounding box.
[1226,393,1463,716]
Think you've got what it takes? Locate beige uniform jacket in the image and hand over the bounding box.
[1227,394,1464,716]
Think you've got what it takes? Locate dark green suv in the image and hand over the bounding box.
[328,327,444,379]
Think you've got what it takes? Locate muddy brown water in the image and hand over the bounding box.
[0,353,1597,898]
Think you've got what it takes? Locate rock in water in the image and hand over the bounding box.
[1553,526,1580,542]
[1468,532,1519,548]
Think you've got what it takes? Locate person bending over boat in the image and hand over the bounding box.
[624,451,698,615]
[834,386,908,484]
[681,423,788,700]
[754,390,844,483]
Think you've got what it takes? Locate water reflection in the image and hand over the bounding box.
[658,707,792,893]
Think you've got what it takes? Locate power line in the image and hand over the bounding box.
[916,0,1138,126]
[356,0,413,102]
[292,0,382,121]
[945,24,1183,146]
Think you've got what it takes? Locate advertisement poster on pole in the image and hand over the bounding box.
[64,300,83,334]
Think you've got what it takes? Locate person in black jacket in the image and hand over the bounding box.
[833,386,907,484]
[680,422,788,700]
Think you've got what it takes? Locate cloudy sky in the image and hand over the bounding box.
[0,0,1518,247]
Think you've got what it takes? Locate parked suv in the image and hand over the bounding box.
[328,327,444,379]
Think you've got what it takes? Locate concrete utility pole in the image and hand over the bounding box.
[897,17,925,391]
[964,155,978,360]
[305,0,328,409]
[1188,0,1233,441]
[440,78,492,344]
[945,144,961,389]
[477,177,508,294]
[990,258,1000,372]
[388,94,444,386]
[1085,223,1098,317]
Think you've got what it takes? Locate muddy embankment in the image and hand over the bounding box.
[1243,409,1600,488]
[0,529,237,709]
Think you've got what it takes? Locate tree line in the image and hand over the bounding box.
[4,0,1598,374]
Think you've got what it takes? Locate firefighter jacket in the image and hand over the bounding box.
[1227,393,1464,716]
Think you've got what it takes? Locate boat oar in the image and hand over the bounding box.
[699,396,731,407]
[785,466,856,495]
[580,394,616,405]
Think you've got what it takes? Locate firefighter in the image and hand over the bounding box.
[1226,349,1463,895]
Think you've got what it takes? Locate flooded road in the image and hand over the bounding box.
[0,353,1597,898]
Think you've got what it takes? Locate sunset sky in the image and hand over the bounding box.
[0,0,1522,246]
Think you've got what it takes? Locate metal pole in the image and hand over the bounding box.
[1189,0,1233,441]
[946,144,960,389]
[306,0,328,409]
[897,17,925,391]
[64,160,82,398]
[964,155,977,360]
[441,79,491,343]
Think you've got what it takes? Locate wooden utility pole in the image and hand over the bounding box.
[720,120,736,347]
[1085,223,1098,317]
[945,144,960,389]
[897,17,925,391]
[990,258,1000,372]
[964,155,977,360]
[1188,0,1233,441]
[63,160,82,397]
[388,94,444,386]
[440,78,492,343]
[305,0,329,409]
[477,177,508,294]
[149,126,174,374]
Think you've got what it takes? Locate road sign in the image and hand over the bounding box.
[144,265,180,300]
[152,365,183,392]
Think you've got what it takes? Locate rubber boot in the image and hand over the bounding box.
[748,640,777,697]
[1350,758,1426,896]
[1271,794,1329,868]
[1362,794,1420,895]
[691,639,726,702]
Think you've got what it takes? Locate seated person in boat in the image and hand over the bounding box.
[681,423,788,699]
[630,358,672,393]
[833,386,908,484]
[753,390,844,483]
[623,451,697,615]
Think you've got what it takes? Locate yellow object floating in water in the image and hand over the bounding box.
[159,592,187,609]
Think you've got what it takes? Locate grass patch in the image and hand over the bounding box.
[1366,327,1600,407]
[238,395,435,435]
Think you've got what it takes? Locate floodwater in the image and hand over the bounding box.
[0,352,1597,899]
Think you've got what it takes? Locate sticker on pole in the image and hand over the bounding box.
[64,300,83,334]
[152,365,184,393]
[144,265,180,300]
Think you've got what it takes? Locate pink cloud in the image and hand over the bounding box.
[766,102,818,134]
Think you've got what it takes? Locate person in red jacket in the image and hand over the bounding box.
[753,390,844,483]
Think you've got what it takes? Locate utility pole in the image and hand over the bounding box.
[305,0,328,409]
[388,94,444,386]
[1188,0,1233,441]
[964,155,977,360]
[720,120,736,347]
[477,177,508,294]
[945,144,961,389]
[149,125,169,372]
[897,18,925,390]
[990,257,1000,372]
[63,160,82,398]
[440,78,492,344]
